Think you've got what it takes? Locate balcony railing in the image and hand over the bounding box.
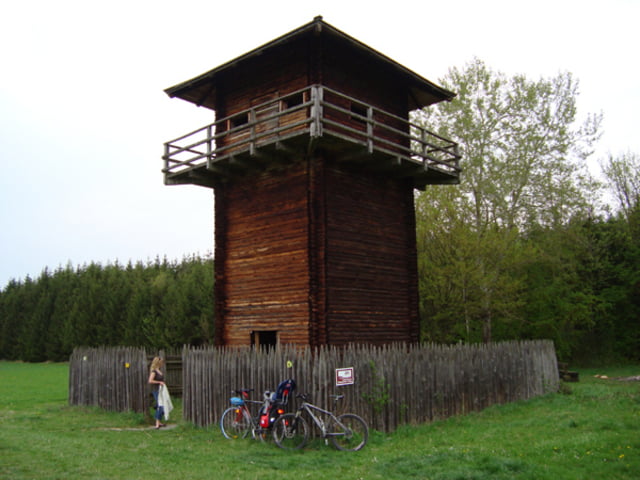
[162,85,460,188]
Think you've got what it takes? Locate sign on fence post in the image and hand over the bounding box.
[335,367,354,386]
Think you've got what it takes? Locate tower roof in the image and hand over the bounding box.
[165,16,455,111]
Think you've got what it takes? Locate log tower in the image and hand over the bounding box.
[162,17,460,348]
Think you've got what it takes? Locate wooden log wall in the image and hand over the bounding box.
[183,340,559,432]
[215,162,311,345]
[215,158,421,347]
[324,165,419,344]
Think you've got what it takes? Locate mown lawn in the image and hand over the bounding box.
[0,362,638,479]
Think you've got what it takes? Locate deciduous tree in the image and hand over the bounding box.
[414,58,602,343]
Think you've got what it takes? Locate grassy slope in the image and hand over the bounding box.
[0,362,638,480]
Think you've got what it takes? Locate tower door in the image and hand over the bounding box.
[251,330,279,348]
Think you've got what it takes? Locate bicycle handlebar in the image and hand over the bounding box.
[232,388,254,396]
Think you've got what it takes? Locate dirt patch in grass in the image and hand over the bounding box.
[97,424,179,431]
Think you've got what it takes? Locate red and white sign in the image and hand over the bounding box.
[335,367,354,386]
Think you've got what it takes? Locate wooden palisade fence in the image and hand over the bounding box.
[69,340,559,432]
[184,340,558,432]
[69,346,148,413]
[68,347,182,414]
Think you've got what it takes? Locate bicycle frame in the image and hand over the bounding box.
[235,400,263,424]
[298,401,344,438]
[272,393,368,451]
[234,389,263,422]
[221,387,289,440]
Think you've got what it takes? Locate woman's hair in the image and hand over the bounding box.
[150,357,164,372]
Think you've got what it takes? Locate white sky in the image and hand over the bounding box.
[1,0,638,288]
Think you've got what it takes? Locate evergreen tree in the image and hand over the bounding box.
[0,254,215,361]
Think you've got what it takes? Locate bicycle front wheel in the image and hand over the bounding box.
[272,413,309,450]
[329,413,368,451]
[220,406,252,439]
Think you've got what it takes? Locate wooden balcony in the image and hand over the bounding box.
[162,85,461,190]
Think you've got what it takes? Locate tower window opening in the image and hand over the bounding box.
[282,92,304,110]
[229,112,249,129]
[350,102,368,124]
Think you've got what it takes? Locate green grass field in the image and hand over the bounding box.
[1,362,638,479]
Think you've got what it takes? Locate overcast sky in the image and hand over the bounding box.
[1,0,638,288]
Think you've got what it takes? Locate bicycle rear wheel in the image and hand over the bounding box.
[272,413,309,450]
[220,406,252,439]
[329,413,368,451]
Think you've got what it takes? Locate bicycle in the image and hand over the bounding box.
[220,379,295,440]
[272,393,368,451]
[219,388,266,440]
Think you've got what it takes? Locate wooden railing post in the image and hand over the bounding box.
[310,85,323,138]
[163,143,170,171]
[249,108,256,156]
[367,106,374,154]
[207,125,213,158]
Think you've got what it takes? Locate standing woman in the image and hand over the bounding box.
[148,357,166,429]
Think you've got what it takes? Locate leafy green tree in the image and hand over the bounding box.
[601,151,640,220]
[584,152,640,360]
[416,190,527,343]
[520,221,602,360]
[416,58,601,231]
[414,58,602,344]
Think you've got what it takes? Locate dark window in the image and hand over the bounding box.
[251,330,278,348]
[282,92,304,110]
[230,113,249,129]
[350,103,368,124]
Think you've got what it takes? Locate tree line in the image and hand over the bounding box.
[1,59,638,364]
[0,255,214,362]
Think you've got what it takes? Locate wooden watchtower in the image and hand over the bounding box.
[162,17,460,348]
